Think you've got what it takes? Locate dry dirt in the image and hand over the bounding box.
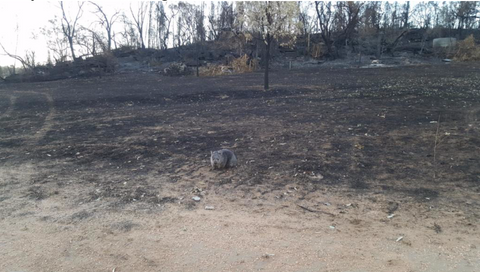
[1,63,480,272]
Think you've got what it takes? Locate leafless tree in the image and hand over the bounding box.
[172,2,198,46]
[195,3,206,43]
[59,1,85,60]
[147,2,154,48]
[402,1,410,29]
[315,1,335,56]
[89,1,120,51]
[234,1,245,32]
[130,2,148,49]
[41,20,70,63]
[455,1,479,30]
[155,2,176,49]
[119,15,138,48]
[219,1,234,30]
[0,43,36,71]
[208,2,218,40]
[78,26,107,55]
[242,2,299,90]
[335,2,364,47]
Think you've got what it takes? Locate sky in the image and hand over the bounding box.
[0,0,215,67]
[0,1,157,67]
[0,1,56,66]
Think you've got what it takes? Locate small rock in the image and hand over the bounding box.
[192,196,201,202]
[396,236,404,242]
[387,214,395,219]
[386,202,399,213]
[329,226,335,230]
[310,174,324,180]
[205,206,214,210]
[442,59,452,62]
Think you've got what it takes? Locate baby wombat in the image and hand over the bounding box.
[210,149,237,170]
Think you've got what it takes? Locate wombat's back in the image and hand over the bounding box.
[221,149,237,168]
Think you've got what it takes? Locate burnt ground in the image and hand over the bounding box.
[1,63,480,271]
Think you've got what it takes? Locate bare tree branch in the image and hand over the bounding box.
[130,2,148,49]
[59,1,85,60]
[89,1,120,51]
[0,43,35,71]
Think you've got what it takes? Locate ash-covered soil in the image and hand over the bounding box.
[1,63,479,271]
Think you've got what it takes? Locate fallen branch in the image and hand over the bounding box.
[296,204,335,217]
[387,29,409,55]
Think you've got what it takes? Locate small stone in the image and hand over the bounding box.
[263,253,275,258]
[192,196,201,202]
[205,206,214,210]
[310,174,324,180]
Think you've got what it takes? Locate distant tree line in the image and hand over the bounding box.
[1,1,479,83]
[32,1,480,63]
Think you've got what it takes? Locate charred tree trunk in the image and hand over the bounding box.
[387,29,408,56]
[196,42,200,77]
[107,31,112,51]
[68,37,76,61]
[376,31,383,59]
[264,33,271,91]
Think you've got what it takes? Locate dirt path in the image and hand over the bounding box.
[1,191,479,272]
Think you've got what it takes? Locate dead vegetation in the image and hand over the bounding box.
[163,62,192,76]
[454,35,480,61]
[199,54,259,77]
